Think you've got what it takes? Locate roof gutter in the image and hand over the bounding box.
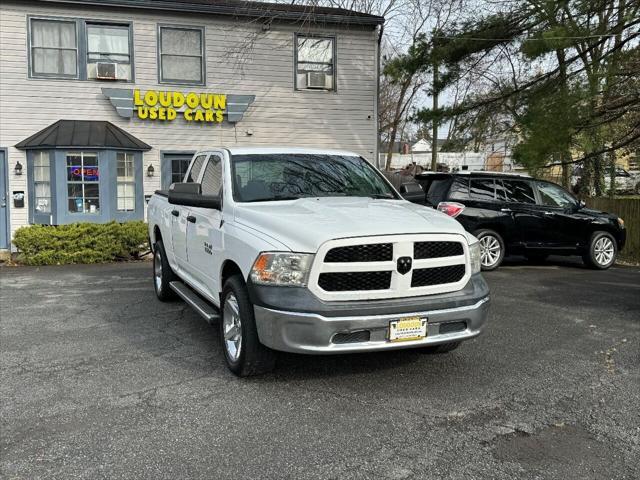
[35,0,385,26]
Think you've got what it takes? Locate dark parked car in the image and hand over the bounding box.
[411,172,626,270]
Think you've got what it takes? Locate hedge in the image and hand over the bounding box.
[13,221,149,266]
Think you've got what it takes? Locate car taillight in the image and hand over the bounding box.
[437,201,465,218]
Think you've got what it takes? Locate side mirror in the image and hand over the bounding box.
[168,182,221,210]
[579,200,586,209]
[399,182,425,204]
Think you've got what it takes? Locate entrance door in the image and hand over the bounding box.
[0,150,9,249]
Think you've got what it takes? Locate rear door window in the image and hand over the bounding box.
[501,179,536,204]
[469,178,495,200]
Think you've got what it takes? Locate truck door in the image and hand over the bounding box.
[171,154,207,269]
[186,153,224,297]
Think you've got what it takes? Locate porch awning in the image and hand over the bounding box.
[15,120,152,151]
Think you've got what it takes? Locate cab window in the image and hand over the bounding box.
[201,156,223,196]
[537,182,577,208]
[186,154,206,183]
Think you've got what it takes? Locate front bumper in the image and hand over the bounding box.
[253,283,490,354]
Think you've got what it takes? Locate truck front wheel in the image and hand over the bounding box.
[153,240,178,301]
[220,275,276,376]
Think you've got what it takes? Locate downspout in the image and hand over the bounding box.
[375,23,384,169]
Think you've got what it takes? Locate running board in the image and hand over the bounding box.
[169,281,220,323]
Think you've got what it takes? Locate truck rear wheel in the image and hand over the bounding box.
[153,240,178,301]
[220,275,276,376]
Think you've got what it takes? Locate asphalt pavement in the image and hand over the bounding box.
[1,257,639,479]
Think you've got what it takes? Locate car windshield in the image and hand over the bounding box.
[231,153,398,202]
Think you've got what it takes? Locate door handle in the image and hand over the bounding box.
[186,215,196,224]
[171,209,179,217]
[543,211,555,216]
[500,208,512,213]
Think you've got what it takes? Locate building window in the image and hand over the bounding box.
[30,18,78,78]
[295,35,335,91]
[116,152,136,211]
[159,26,205,85]
[33,151,52,213]
[67,152,100,214]
[86,23,132,81]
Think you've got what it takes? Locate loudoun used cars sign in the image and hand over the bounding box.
[102,88,255,124]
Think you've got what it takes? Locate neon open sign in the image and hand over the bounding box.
[68,167,99,181]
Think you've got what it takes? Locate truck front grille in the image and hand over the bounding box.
[414,241,463,259]
[309,234,470,301]
[318,271,392,291]
[324,243,392,262]
[411,265,465,287]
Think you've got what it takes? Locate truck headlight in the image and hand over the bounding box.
[469,241,481,274]
[250,252,314,287]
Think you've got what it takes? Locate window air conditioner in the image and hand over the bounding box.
[96,62,118,80]
[306,72,331,89]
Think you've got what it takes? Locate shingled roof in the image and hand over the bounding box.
[15,120,152,151]
[34,0,385,26]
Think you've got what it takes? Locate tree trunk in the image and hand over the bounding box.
[384,79,411,171]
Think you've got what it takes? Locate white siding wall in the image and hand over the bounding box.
[0,1,378,240]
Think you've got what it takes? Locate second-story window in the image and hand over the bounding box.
[159,26,205,85]
[86,23,132,81]
[295,35,335,91]
[30,19,78,78]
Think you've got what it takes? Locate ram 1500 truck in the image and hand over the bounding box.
[148,148,490,376]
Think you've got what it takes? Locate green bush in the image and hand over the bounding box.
[13,221,149,266]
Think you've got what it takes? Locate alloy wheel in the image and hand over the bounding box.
[223,293,242,362]
[594,236,615,266]
[479,235,501,268]
[154,249,163,291]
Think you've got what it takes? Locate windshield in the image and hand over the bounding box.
[231,154,398,202]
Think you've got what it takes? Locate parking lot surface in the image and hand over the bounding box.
[1,258,639,479]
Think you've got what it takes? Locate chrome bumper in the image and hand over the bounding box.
[254,296,490,354]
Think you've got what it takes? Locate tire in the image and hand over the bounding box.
[582,231,617,270]
[153,240,178,301]
[525,252,548,264]
[474,229,505,271]
[422,342,461,354]
[220,275,276,377]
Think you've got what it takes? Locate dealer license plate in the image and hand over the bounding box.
[389,317,427,342]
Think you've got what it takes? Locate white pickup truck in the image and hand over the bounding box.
[148,147,490,376]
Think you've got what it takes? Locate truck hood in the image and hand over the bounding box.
[233,197,467,252]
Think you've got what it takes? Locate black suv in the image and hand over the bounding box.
[412,172,626,270]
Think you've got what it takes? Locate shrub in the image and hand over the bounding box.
[13,221,149,266]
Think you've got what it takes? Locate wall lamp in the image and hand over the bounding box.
[146,164,155,177]
[14,161,23,176]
